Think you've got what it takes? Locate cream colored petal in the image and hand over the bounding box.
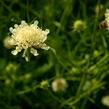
[21,20,27,26]
[9,27,13,32]
[45,29,50,34]
[30,48,39,56]
[11,50,18,55]
[33,20,39,26]
[41,43,50,50]
[8,38,16,45]
[14,24,18,28]
[42,35,47,42]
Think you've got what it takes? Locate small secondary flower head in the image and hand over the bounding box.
[105,9,109,30]
[9,20,50,61]
[95,4,104,16]
[52,78,68,92]
[73,20,86,31]
[3,36,14,49]
[101,95,109,107]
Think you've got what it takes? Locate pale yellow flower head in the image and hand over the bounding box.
[105,9,109,30]
[3,36,14,49]
[101,95,109,107]
[52,78,68,92]
[9,20,50,58]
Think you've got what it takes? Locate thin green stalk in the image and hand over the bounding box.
[76,73,86,97]
[0,1,20,20]
[61,81,105,107]
[80,97,88,109]
[17,85,40,95]
[26,0,30,22]
[47,90,62,103]
[50,47,69,71]
[56,0,73,34]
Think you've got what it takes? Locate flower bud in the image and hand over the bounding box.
[73,20,86,31]
[40,80,49,89]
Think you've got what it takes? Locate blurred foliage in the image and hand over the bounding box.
[0,0,109,109]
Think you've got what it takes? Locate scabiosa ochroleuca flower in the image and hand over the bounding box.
[105,9,109,30]
[101,95,109,107]
[9,20,50,61]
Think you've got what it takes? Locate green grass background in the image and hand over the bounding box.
[0,0,109,109]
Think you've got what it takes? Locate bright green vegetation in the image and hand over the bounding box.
[0,0,109,109]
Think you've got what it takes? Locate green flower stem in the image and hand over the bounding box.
[61,81,105,107]
[17,85,40,95]
[50,47,69,71]
[69,82,105,106]
[80,97,88,109]
[22,48,30,62]
[46,90,63,103]
[76,73,86,97]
